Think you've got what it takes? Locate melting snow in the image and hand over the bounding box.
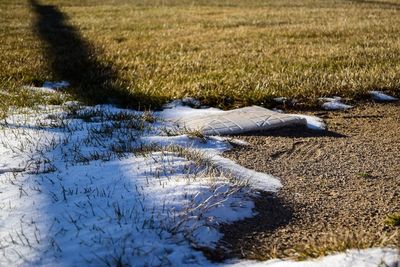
[227,248,399,267]
[0,100,396,266]
[43,80,70,89]
[320,97,353,110]
[161,105,224,121]
[290,114,326,131]
[23,81,70,94]
[0,104,268,266]
[369,91,398,102]
[23,85,60,94]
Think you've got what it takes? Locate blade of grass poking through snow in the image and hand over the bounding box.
[0,100,398,266]
[0,103,262,265]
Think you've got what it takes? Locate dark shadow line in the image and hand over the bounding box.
[231,125,347,138]
[28,0,148,107]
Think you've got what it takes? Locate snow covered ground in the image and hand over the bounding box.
[0,103,279,266]
[228,248,399,267]
[0,99,398,266]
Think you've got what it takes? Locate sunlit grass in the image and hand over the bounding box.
[1,0,400,110]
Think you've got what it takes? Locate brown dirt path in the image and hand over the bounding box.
[220,103,400,260]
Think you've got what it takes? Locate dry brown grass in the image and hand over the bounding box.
[237,229,399,261]
[290,230,399,261]
[1,0,400,110]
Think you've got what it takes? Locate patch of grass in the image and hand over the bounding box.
[384,213,400,227]
[240,227,399,261]
[110,142,160,157]
[290,230,399,261]
[357,171,374,179]
[1,0,400,112]
[164,145,214,170]
[184,129,207,142]
[0,84,67,119]
[163,126,208,142]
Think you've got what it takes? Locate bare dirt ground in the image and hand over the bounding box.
[219,103,400,260]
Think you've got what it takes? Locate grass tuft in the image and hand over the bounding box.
[384,213,400,227]
[290,230,399,261]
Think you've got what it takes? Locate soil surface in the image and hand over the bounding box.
[219,103,400,260]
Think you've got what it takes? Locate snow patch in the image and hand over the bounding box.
[227,248,399,267]
[163,97,202,108]
[370,91,398,102]
[209,154,282,192]
[1,98,391,266]
[160,105,224,121]
[140,135,279,191]
[23,85,59,94]
[0,104,265,266]
[23,81,70,94]
[209,136,250,147]
[320,97,353,110]
[43,80,70,89]
[291,114,326,131]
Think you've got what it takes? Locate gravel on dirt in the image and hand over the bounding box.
[218,103,400,261]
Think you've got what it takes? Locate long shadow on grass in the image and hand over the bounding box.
[29,0,154,107]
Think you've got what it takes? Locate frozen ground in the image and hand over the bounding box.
[0,97,398,266]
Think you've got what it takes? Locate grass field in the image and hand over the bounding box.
[1,0,400,112]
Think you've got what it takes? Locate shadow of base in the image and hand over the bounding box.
[230,125,346,138]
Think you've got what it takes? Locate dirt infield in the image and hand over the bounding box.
[220,103,400,260]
